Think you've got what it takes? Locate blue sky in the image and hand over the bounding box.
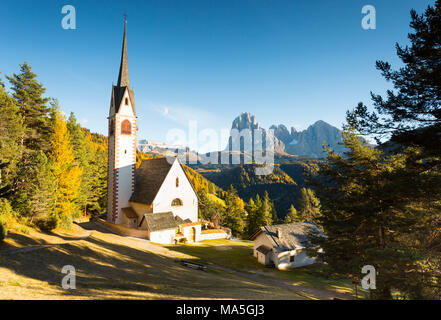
[1,0,434,150]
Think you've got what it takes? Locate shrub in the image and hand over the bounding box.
[36,215,59,232]
[0,198,14,218]
[0,219,8,242]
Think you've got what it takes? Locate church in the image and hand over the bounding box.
[105,20,227,244]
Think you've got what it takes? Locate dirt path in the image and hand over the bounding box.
[206,263,352,300]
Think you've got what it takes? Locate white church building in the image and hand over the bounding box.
[104,19,227,244]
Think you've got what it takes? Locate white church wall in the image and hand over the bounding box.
[149,229,176,244]
[152,159,198,222]
[199,230,228,241]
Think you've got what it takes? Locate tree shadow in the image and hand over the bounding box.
[0,229,301,299]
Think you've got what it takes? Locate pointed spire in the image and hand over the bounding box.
[117,17,129,87]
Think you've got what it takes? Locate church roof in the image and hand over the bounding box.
[143,212,177,232]
[111,19,136,115]
[118,19,130,88]
[129,157,174,205]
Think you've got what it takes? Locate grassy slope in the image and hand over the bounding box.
[166,239,361,298]
[0,224,306,300]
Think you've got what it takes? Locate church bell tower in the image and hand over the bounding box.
[107,18,137,224]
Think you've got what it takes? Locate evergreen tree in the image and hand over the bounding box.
[297,187,321,222]
[67,113,92,216]
[6,62,52,152]
[0,81,23,196]
[284,205,299,223]
[223,185,245,236]
[245,198,258,237]
[257,192,274,227]
[12,150,56,224]
[311,130,441,299]
[347,2,441,157]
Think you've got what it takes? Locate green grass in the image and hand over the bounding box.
[166,239,363,297]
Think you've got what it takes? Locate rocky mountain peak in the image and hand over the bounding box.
[231,112,260,131]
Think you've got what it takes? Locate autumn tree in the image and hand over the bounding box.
[50,109,82,228]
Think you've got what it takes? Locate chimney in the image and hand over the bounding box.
[276,228,282,239]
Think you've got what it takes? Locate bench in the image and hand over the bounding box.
[179,260,207,271]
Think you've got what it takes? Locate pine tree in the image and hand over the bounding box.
[67,113,92,216]
[311,130,441,299]
[297,187,321,222]
[6,62,52,152]
[50,109,82,229]
[0,80,23,195]
[284,205,299,223]
[245,198,259,236]
[223,185,245,236]
[347,2,441,157]
[258,192,274,227]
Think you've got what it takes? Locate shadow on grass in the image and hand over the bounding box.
[0,229,303,299]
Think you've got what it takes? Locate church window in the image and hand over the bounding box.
[125,97,129,105]
[176,177,179,187]
[171,198,183,207]
[121,119,131,135]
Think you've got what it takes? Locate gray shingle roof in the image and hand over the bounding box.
[256,245,272,255]
[129,158,174,205]
[175,215,192,225]
[253,222,325,252]
[143,212,177,232]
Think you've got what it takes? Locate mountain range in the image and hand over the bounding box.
[138,112,345,159]
[227,112,345,158]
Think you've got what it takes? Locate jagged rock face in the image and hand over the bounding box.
[228,113,345,158]
[269,124,292,145]
[227,112,285,154]
[231,112,260,131]
[286,120,345,157]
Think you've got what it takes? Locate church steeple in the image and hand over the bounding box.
[117,18,129,87]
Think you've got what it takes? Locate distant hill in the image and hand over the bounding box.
[200,161,322,218]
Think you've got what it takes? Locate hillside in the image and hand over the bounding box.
[0,223,308,299]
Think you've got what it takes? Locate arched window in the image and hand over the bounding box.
[171,198,183,207]
[125,97,129,105]
[121,120,131,135]
[176,177,179,187]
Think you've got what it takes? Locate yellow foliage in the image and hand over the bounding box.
[50,111,82,219]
